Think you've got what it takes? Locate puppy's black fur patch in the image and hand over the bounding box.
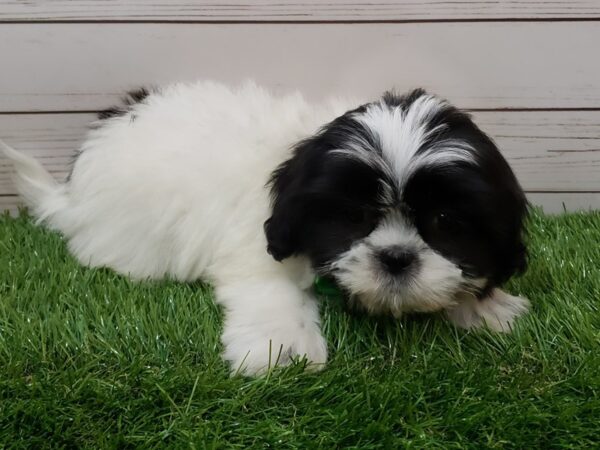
[265,104,388,264]
[98,87,152,120]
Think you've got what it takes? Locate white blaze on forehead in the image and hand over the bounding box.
[367,211,422,249]
[353,94,475,189]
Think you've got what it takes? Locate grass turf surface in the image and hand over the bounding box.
[0,210,599,449]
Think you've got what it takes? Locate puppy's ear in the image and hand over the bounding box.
[511,239,528,276]
[493,199,529,285]
[264,196,304,261]
[264,103,373,261]
[264,119,340,261]
[264,133,326,262]
[493,237,528,287]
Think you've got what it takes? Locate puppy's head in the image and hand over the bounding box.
[265,89,527,316]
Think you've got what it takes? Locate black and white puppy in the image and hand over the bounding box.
[2,81,529,375]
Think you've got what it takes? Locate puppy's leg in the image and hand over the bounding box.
[445,288,530,333]
[217,278,327,375]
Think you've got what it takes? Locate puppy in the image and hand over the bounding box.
[2,81,529,375]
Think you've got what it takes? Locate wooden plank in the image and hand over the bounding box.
[1,23,600,112]
[1,1,599,22]
[1,111,599,195]
[471,111,600,192]
[0,114,90,192]
[527,193,600,214]
[0,196,20,216]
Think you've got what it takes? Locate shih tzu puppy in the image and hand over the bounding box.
[2,81,529,375]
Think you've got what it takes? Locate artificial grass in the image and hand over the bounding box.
[0,209,599,449]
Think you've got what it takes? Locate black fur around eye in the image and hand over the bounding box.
[432,212,463,234]
[345,207,380,231]
[346,208,366,224]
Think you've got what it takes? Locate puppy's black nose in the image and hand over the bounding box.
[379,248,415,275]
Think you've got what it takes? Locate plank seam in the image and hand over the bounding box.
[4,108,600,116]
[1,18,600,25]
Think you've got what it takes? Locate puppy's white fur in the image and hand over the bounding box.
[446,289,530,333]
[1,81,528,375]
[331,212,465,317]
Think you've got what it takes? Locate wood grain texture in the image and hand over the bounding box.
[1,112,599,212]
[473,111,600,192]
[1,1,599,22]
[0,114,88,193]
[0,23,599,112]
[526,193,600,214]
[0,196,19,216]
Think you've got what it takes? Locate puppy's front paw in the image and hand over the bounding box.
[222,319,328,376]
[446,288,530,333]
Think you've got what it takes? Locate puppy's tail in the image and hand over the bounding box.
[1,140,69,225]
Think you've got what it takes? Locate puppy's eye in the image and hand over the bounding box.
[433,212,462,233]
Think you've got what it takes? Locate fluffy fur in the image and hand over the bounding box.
[2,81,530,375]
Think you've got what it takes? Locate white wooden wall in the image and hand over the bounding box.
[0,1,599,214]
